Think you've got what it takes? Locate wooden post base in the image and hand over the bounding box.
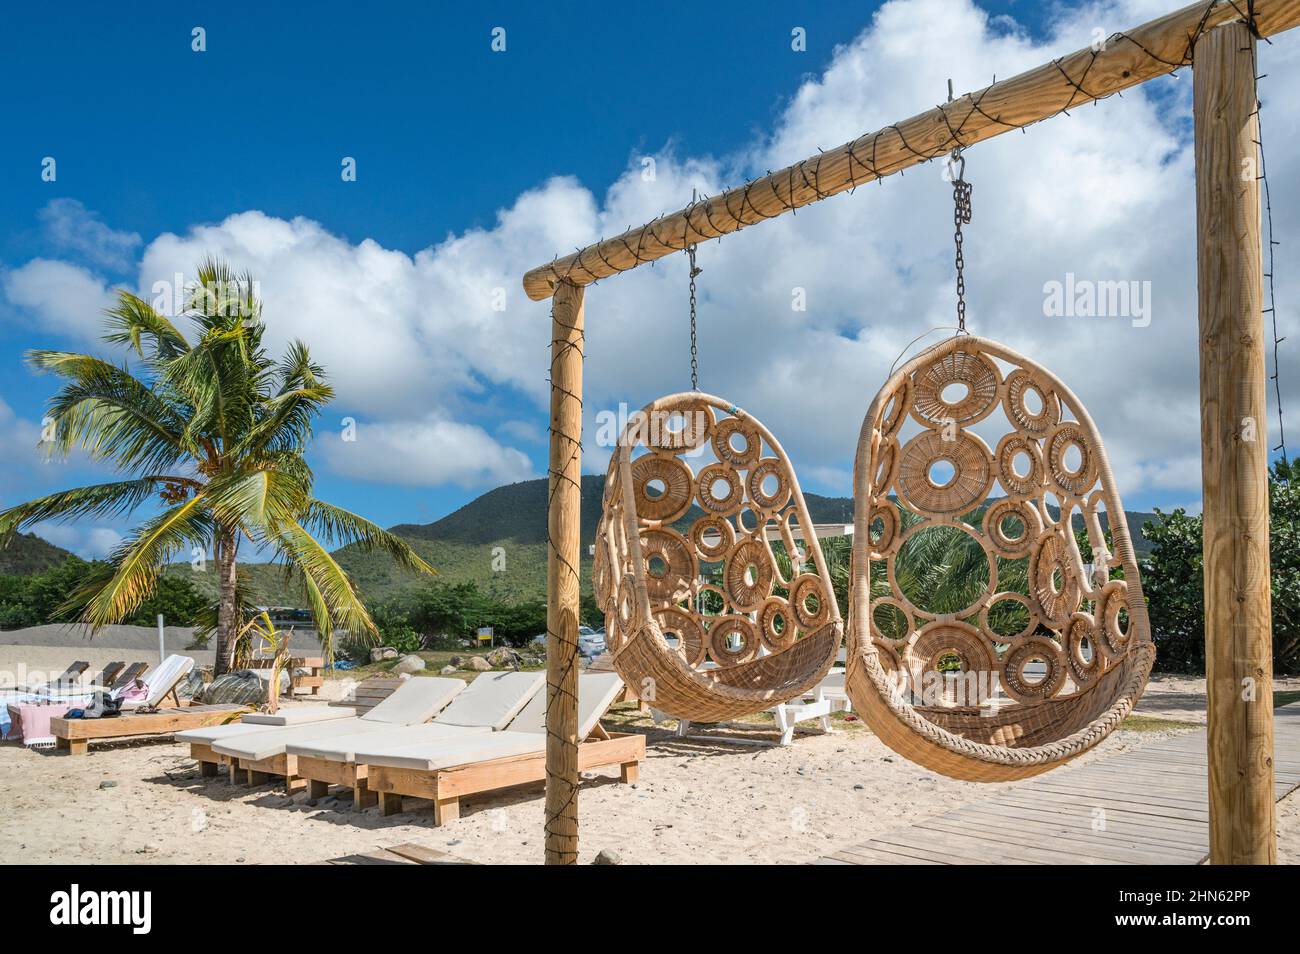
[353,785,378,810]
[308,779,330,801]
[57,736,89,756]
[199,761,219,778]
[380,792,403,817]
[620,761,639,784]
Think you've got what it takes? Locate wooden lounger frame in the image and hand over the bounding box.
[365,731,646,825]
[187,676,403,790]
[52,704,249,756]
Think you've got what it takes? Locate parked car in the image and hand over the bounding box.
[532,626,606,657]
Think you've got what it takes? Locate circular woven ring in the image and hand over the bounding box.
[869,595,915,644]
[616,574,637,630]
[712,416,762,469]
[871,439,900,495]
[906,621,996,706]
[690,514,734,561]
[896,430,993,516]
[910,347,1000,427]
[789,574,830,630]
[1003,368,1061,436]
[879,378,913,439]
[995,433,1045,498]
[643,399,713,454]
[867,499,901,558]
[1029,529,1082,627]
[757,596,796,652]
[696,463,744,516]
[631,454,694,523]
[1066,611,1104,689]
[640,528,695,603]
[1001,636,1068,703]
[984,498,1043,558]
[979,591,1039,642]
[1047,423,1099,497]
[746,458,791,513]
[1100,579,1133,656]
[593,527,613,604]
[655,606,708,668]
[708,615,759,666]
[725,538,774,612]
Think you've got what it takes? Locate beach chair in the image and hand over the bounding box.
[356,672,643,824]
[176,676,411,777]
[92,662,126,687]
[285,671,545,809]
[208,676,481,791]
[50,656,248,755]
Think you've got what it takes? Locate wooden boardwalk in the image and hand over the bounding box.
[817,702,1300,865]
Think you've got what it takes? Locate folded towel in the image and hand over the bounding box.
[6,702,75,748]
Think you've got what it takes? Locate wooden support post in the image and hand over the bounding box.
[380,792,403,817]
[545,280,585,865]
[1193,21,1275,865]
[307,779,330,801]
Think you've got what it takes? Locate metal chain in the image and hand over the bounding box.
[950,149,972,334]
[687,241,701,391]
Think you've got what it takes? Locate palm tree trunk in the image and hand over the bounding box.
[213,523,239,676]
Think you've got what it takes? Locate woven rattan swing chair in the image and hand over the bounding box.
[845,334,1156,781]
[595,392,843,723]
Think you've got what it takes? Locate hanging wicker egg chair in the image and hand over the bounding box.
[846,335,1155,781]
[595,392,843,723]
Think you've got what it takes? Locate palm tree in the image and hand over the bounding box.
[0,258,434,674]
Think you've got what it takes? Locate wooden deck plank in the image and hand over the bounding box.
[818,703,1300,865]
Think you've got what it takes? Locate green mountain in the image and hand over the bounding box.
[0,532,76,575]
[156,474,1157,607]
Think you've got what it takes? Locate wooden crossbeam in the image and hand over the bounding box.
[521,0,1300,301]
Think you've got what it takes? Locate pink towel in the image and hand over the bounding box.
[7,703,75,748]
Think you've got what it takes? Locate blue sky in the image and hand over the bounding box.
[1,0,1296,557]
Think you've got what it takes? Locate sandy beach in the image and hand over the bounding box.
[1,645,1296,865]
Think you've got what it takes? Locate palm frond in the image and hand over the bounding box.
[300,500,435,576]
[0,476,196,543]
[270,519,379,661]
[101,290,190,361]
[28,350,191,469]
[73,494,213,626]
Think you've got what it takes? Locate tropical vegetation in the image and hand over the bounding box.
[0,259,434,673]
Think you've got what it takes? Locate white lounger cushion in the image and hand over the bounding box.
[361,731,546,771]
[286,723,489,763]
[508,672,623,738]
[212,719,382,761]
[241,706,357,726]
[211,677,468,762]
[431,671,543,730]
[177,707,357,746]
[359,677,465,724]
[357,672,625,772]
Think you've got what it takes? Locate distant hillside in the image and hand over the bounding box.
[391,475,607,546]
[164,474,1158,607]
[0,532,75,576]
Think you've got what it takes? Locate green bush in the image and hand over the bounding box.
[1143,460,1298,675]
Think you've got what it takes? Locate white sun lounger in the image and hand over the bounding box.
[176,703,358,749]
[119,655,195,711]
[356,672,643,822]
[210,677,467,785]
[283,671,545,807]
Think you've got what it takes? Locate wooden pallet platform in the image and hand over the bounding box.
[816,702,1300,865]
[52,704,249,756]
